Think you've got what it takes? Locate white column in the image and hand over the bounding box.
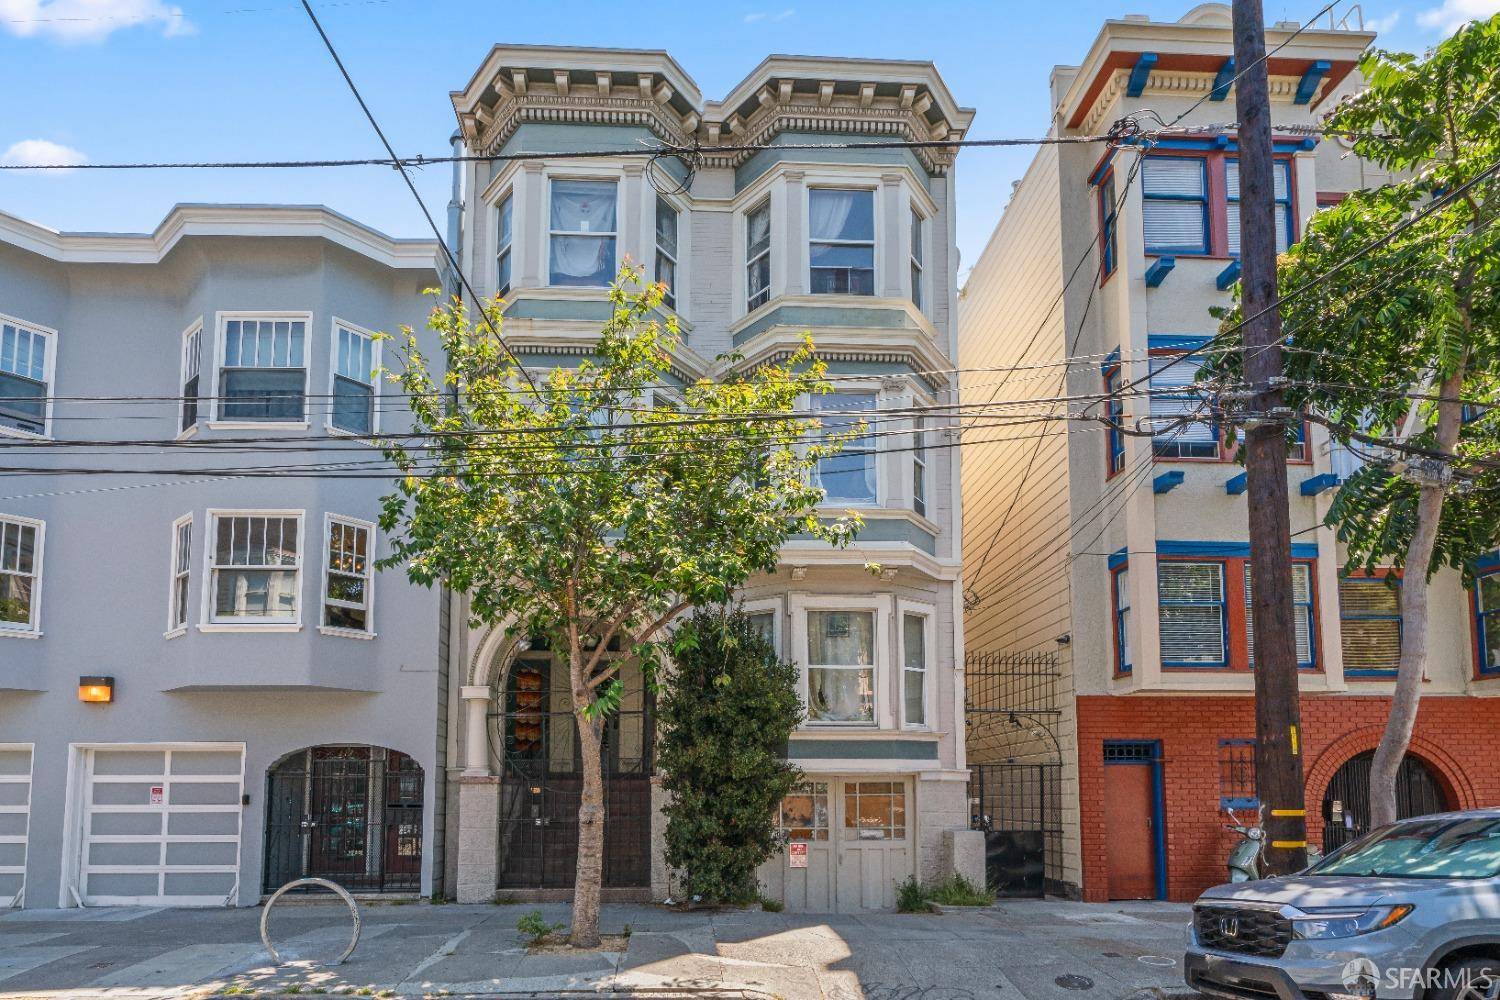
[781,170,806,297]
[460,685,492,777]
[621,162,646,277]
[518,162,546,288]
[880,173,905,299]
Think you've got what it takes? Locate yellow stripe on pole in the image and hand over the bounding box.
[1271,840,1307,849]
[1270,809,1306,817]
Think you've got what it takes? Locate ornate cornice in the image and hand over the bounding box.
[1078,68,1321,136]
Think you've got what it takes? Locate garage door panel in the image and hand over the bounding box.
[0,812,26,837]
[92,751,166,776]
[0,842,25,868]
[0,783,28,808]
[0,750,30,775]
[78,746,244,907]
[0,745,31,908]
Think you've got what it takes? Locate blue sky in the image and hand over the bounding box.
[0,0,1492,275]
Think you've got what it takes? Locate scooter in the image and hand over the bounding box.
[1226,806,1322,881]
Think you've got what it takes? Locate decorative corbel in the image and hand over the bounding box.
[899,84,917,108]
[552,70,570,96]
[638,74,654,100]
[859,82,876,108]
[912,92,932,116]
[595,72,612,97]
[818,80,835,107]
[510,69,528,96]
[653,80,674,105]
[778,79,794,103]
[758,86,776,111]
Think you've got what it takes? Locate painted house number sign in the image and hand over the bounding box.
[789,842,808,868]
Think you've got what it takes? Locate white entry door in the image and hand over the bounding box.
[0,745,32,907]
[74,745,245,906]
[762,776,913,913]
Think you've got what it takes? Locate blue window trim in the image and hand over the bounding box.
[1102,740,1168,900]
[1227,158,1295,254]
[1473,562,1500,676]
[1158,540,1319,559]
[1099,170,1119,278]
[1339,576,1403,678]
[1104,366,1125,476]
[1142,155,1210,256]
[1158,559,1230,668]
[1248,560,1319,670]
[1112,561,1132,675]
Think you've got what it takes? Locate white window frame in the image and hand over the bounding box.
[0,312,57,441]
[741,596,783,659]
[0,742,32,908]
[654,194,682,312]
[320,513,376,639]
[545,176,620,289]
[326,318,382,439]
[166,513,192,638]
[210,311,312,429]
[807,185,879,298]
[791,594,893,729]
[199,509,305,632]
[909,206,926,312]
[912,415,929,519]
[177,320,202,440]
[0,513,44,638]
[495,189,514,299]
[812,387,884,509]
[896,600,934,729]
[745,198,773,313]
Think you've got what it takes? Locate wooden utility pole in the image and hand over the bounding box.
[1232,0,1309,875]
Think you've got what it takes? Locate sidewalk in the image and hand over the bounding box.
[0,899,1197,1000]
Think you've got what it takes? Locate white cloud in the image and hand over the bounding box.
[743,10,765,21]
[743,7,793,23]
[1417,0,1500,34]
[0,0,194,44]
[1,139,88,173]
[1363,11,1400,33]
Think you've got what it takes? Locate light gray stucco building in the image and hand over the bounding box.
[0,206,445,907]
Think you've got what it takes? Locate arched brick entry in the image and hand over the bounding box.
[1305,727,1474,848]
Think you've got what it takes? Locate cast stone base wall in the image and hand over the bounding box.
[455,776,499,903]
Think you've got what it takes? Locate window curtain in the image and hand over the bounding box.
[810,189,871,241]
[550,181,616,280]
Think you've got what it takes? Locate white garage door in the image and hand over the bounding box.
[77,746,245,906]
[0,744,32,907]
[761,776,914,913]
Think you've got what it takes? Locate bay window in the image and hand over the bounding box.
[1114,566,1132,674]
[0,515,41,634]
[909,207,925,310]
[496,192,513,298]
[330,323,377,435]
[1158,561,1227,666]
[806,609,875,723]
[1104,366,1126,475]
[815,392,877,504]
[208,512,301,625]
[1341,576,1402,677]
[0,317,51,437]
[548,179,617,287]
[746,201,771,311]
[809,188,875,295]
[655,197,679,310]
[217,316,308,422]
[912,416,928,518]
[1142,156,1209,255]
[323,516,373,634]
[1149,355,1218,458]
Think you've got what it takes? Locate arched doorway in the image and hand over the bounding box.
[263,746,423,894]
[1321,750,1448,854]
[495,640,653,890]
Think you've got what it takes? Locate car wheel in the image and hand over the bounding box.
[1431,957,1500,1000]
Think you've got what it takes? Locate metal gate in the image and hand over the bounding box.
[263,746,423,894]
[1321,750,1447,854]
[496,651,653,890]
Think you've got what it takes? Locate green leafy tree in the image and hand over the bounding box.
[378,273,857,946]
[1211,17,1500,826]
[657,608,804,904]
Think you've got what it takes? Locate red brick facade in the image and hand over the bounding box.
[1076,694,1500,902]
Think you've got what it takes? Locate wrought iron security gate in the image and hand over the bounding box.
[1321,750,1447,854]
[495,652,653,890]
[263,746,423,894]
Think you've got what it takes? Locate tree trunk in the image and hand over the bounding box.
[568,657,606,948]
[1368,368,1465,827]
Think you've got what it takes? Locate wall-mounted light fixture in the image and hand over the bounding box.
[79,676,115,704]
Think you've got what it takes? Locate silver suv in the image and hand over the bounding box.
[1186,811,1500,1000]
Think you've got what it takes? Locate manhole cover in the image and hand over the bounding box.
[1056,975,1096,990]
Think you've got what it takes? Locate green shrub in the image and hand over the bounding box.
[658,609,804,904]
[895,875,931,913]
[759,894,785,913]
[925,873,995,907]
[516,910,565,946]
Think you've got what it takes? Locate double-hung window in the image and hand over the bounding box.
[912,416,928,518]
[1104,366,1126,475]
[909,208,925,310]
[0,515,42,635]
[655,197,679,310]
[1114,567,1132,674]
[0,317,51,437]
[549,179,617,287]
[746,201,772,311]
[1340,576,1402,677]
[169,515,192,633]
[901,610,929,727]
[323,516,373,634]
[1245,563,1315,667]
[1158,561,1227,666]
[806,610,876,723]
[1149,355,1218,458]
[1142,156,1209,255]
[1099,170,1119,277]
[495,193,513,298]
[815,392,877,505]
[1226,159,1292,256]
[1477,570,1500,676]
[180,323,202,434]
[330,323,377,435]
[208,512,301,625]
[809,188,875,295]
[218,316,308,422]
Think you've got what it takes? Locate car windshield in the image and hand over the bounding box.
[1309,816,1500,879]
